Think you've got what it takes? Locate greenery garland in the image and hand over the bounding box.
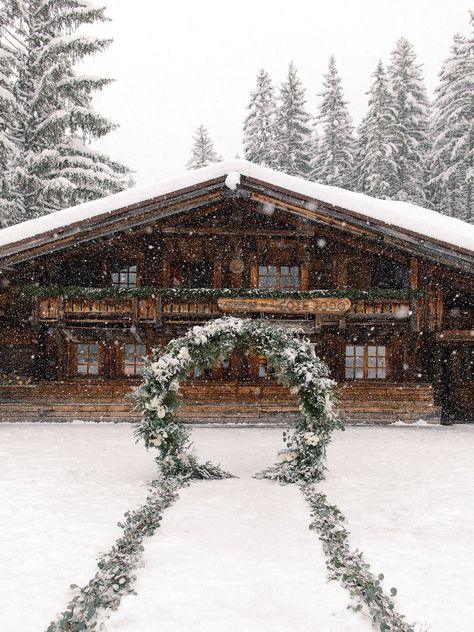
[303,485,417,632]
[135,316,340,482]
[20,284,424,301]
[46,475,184,632]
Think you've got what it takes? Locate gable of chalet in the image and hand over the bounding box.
[0,160,473,274]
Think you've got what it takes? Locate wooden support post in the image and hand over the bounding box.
[58,295,65,325]
[436,287,443,331]
[213,260,222,289]
[155,295,163,328]
[249,260,258,289]
[132,296,139,326]
[333,255,348,289]
[410,257,419,289]
[314,314,322,333]
[410,298,419,332]
[300,260,309,291]
[427,289,436,332]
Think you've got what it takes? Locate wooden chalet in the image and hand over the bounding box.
[0,160,473,423]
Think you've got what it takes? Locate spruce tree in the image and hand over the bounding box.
[186,125,221,169]
[388,37,430,205]
[274,62,311,177]
[243,68,276,167]
[0,18,20,226]
[429,21,474,222]
[355,61,398,199]
[1,0,130,224]
[308,123,320,183]
[314,56,355,188]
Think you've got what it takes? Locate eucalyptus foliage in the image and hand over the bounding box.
[47,475,183,632]
[303,485,416,632]
[135,317,339,483]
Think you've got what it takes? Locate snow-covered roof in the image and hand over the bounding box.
[0,159,473,256]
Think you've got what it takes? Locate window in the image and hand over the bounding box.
[258,265,300,290]
[76,343,99,375]
[111,263,137,288]
[345,345,386,380]
[124,344,146,376]
[192,365,213,379]
[220,357,231,380]
[257,354,276,378]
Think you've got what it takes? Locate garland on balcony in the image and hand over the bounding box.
[19,285,424,301]
[134,316,340,482]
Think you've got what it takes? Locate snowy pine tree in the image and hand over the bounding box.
[186,125,221,170]
[243,68,276,167]
[388,38,430,205]
[355,61,398,199]
[314,56,355,188]
[274,62,311,177]
[308,123,320,182]
[0,16,20,226]
[429,20,474,223]
[0,0,130,224]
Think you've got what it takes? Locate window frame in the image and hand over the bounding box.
[75,343,100,376]
[111,262,138,289]
[256,354,277,379]
[257,264,300,290]
[345,344,388,381]
[123,343,147,377]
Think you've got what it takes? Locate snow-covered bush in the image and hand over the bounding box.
[135,316,340,482]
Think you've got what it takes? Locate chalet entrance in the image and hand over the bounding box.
[439,344,474,422]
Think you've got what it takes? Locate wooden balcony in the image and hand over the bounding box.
[36,296,161,323]
[34,293,419,329]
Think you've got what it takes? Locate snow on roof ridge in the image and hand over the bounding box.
[0,158,473,255]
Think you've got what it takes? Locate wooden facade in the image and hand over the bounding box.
[0,164,473,423]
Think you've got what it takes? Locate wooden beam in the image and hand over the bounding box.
[410,257,418,289]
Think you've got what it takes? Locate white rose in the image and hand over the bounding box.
[178,347,191,362]
[149,395,161,409]
[156,406,167,419]
[278,450,297,462]
[304,432,320,446]
[151,434,163,447]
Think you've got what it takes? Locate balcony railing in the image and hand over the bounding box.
[33,289,420,329]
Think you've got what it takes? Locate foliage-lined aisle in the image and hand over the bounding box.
[102,477,370,632]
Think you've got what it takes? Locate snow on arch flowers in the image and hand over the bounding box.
[134,316,341,482]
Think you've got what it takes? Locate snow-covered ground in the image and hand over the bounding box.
[0,424,156,632]
[1,424,474,632]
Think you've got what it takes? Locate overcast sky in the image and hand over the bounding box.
[80,0,473,186]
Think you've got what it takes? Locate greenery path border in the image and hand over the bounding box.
[46,476,186,632]
[302,484,418,632]
[46,476,419,632]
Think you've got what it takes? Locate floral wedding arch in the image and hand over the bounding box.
[134,317,341,482]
